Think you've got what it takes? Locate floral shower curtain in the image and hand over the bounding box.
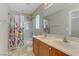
[8,14,24,50]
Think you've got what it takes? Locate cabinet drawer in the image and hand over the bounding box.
[49,46,68,56]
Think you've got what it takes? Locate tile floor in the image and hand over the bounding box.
[8,47,34,56]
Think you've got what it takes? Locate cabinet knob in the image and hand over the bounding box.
[49,48,51,50]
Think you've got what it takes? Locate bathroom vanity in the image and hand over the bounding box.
[33,35,79,56]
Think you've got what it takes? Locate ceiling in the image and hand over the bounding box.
[8,3,42,15]
[43,3,74,17]
[8,3,74,17]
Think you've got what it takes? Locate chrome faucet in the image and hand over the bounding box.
[63,36,68,43]
[44,29,47,37]
[43,27,49,37]
[63,28,69,43]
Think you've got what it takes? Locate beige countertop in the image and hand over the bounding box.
[33,34,79,56]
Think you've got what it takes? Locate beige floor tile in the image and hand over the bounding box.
[8,47,34,56]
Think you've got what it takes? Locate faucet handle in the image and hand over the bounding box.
[63,36,68,43]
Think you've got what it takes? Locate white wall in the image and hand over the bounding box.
[47,4,79,36]
[0,3,9,22]
[0,3,9,55]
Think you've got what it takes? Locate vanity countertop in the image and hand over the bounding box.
[33,34,79,56]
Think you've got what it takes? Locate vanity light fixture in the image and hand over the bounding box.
[44,3,53,9]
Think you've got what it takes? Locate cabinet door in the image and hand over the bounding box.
[49,47,68,56]
[39,41,49,56]
[33,38,39,56]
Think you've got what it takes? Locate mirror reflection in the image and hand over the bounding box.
[43,3,79,38]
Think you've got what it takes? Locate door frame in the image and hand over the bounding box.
[68,8,79,36]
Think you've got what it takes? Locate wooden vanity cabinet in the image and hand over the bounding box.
[33,37,68,56]
[49,46,68,56]
[33,38,39,56]
[39,41,49,56]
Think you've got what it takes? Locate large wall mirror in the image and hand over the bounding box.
[69,9,79,37]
